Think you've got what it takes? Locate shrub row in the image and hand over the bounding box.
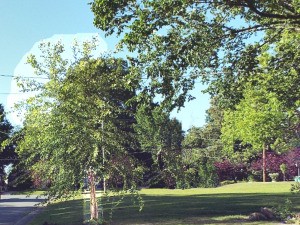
[214,148,300,182]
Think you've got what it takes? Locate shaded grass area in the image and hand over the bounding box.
[100,182,300,225]
[105,193,293,224]
[29,198,83,225]
[31,182,300,225]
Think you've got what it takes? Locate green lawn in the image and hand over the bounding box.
[29,182,300,225]
[29,196,84,225]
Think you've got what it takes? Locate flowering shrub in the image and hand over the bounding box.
[249,148,300,181]
[214,160,247,182]
[282,148,300,178]
[214,148,300,182]
[249,151,284,181]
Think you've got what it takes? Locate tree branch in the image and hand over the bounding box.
[245,1,300,20]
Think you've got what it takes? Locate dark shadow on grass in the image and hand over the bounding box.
[30,199,84,225]
[0,198,44,203]
[101,192,300,224]
[0,207,36,224]
[179,217,249,225]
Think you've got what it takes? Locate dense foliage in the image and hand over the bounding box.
[135,106,184,188]
[182,125,219,188]
[0,104,16,189]
[91,0,300,109]
[0,105,14,167]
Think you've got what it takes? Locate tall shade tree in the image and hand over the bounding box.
[201,96,224,157]
[182,125,219,163]
[182,97,224,183]
[15,41,142,221]
[182,122,221,188]
[221,86,295,182]
[134,105,184,188]
[91,1,300,109]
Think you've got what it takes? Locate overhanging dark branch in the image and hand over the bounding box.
[246,1,300,20]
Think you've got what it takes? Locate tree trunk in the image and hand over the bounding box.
[262,144,267,182]
[157,149,163,170]
[102,121,106,193]
[89,169,98,220]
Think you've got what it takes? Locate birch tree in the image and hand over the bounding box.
[15,40,142,222]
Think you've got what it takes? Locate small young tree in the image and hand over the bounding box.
[14,40,142,222]
[280,163,287,181]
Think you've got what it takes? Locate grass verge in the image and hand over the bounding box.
[11,190,46,195]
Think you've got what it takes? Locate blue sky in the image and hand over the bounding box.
[0,0,210,131]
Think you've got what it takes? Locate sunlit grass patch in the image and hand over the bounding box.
[11,189,46,196]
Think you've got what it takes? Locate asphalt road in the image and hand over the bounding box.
[0,193,45,225]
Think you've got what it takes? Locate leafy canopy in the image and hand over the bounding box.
[15,40,141,199]
[91,0,300,109]
[221,86,291,156]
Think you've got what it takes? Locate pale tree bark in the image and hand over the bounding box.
[102,121,107,194]
[262,144,267,182]
[88,169,98,220]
